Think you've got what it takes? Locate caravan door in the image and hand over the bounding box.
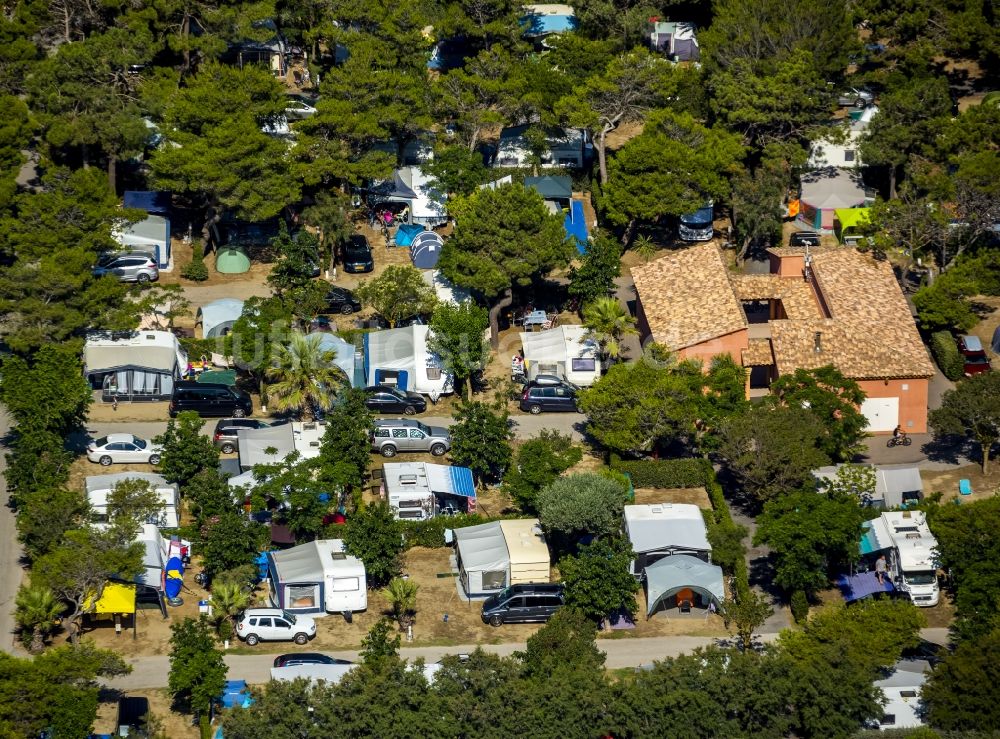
[325,575,367,613]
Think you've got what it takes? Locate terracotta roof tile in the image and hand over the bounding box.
[631,244,746,350]
[742,338,775,366]
[730,274,818,320]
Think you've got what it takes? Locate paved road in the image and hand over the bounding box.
[0,407,25,655]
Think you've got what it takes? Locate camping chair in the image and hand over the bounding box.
[959,479,973,496]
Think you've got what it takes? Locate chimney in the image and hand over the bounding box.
[814,331,822,353]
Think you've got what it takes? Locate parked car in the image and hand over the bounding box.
[324,286,362,315]
[958,335,991,376]
[371,419,451,457]
[519,380,579,414]
[87,433,163,466]
[169,381,253,418]
[363,385,427,415]
[789,230,821,247]
[284,95,318,119]
[342,234,374,273]
[236,608,316,646]
[481,583,565,626]
[837,87,874,107]
[213,418,285,454]
[273,653,353,668]
[92,253,159,283]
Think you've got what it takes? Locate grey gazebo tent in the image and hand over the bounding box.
[237,424,296,469]
[645,555,725,617]
[197,298,244,338]
[454,521,510,596]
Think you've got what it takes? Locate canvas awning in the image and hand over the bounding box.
[270,540,327,582]
[834,207,871,231]
[520,325,598,365]
[425,463,476,498]
[116,215,168,251]
[454,521,509,573]
[238,424,296,468]
[800,168,866,210]
[198,298,244,338]
[87,582,137,615]
[860,517,895,555]
[365,325,417,371]
[876,466,923,508]
[315,334,359,386]
[645,555,724,616]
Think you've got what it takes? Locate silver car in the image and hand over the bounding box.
[93,252,159,283]
[837,87,874,108]
[87,433,163,466]
[371,419,451,457]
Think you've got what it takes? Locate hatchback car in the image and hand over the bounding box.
[213,418,283,454]
[519,381,579,414]
[342,235,374,273]
[481,583,565,627]
[325,286,362,315]
[371,419,451,457]
[789,230,821,247]
[236,608,316,646]
[87,433,163,466]
[273,653,353,668]
[363,385,427,415]
[169,381,253,418]
[93,253,159,283]
[958,335,991,376]
[837,87,874,107]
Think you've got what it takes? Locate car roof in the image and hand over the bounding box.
[102,433,138,443]
[961,335,984,351]
[374,418,422,427]
[346,235,370,248]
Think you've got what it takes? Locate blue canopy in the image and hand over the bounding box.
[123,190,171,214]
[410,231,444,269]
[219,680,253,709]
[426,463,476,498]
[566,199,589,253]
[395,224,425,247]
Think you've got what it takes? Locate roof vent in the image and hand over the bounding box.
[399,475,419,485]
[814,332,822,353]
[650,505,664,514]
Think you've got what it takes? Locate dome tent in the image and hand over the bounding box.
[197,298,244,338]
[216,246,251,274]
[410,230,444,269]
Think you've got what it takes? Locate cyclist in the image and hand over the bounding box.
[892,425,906,444]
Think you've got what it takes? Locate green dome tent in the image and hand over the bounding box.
[216,246,251,274]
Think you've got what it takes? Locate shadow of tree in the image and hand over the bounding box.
[921,433,978,465]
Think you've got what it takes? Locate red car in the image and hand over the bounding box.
[958,335,991,376]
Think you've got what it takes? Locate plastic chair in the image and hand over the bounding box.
[959,479,973,496]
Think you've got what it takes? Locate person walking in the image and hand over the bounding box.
[875,554,888,584]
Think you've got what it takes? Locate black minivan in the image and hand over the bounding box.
[169,381,253,418]
[481,583,565,626]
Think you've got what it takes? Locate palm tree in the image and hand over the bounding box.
[582,296,638,363]
[209,580,251,636]
[632,234,658,263]
[15,584,64,653]
[382,576,419,631]
[266,332,346,419]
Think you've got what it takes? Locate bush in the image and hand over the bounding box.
[930,331,964,381]
[181,242,209,281]
[400,514,493,549]
[791,590,810,623]
[609,457,705,488]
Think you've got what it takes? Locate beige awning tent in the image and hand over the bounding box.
[499,519,550,585]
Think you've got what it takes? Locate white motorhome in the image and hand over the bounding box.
[265,539,368,616]
[864,511,940,607]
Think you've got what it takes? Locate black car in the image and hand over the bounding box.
[519,380,579,414]
[789,230,821,247]
[325,286,362,315]
[363,385,427,415]
[273,653,353,668]
[342,234,374,273]
[169,381,253,418]
[481,583,565,627]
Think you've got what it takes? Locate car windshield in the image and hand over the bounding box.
[282,611,297,624]
[904,571,936,585]
[94,436,108,447]
[131,436,147,449]
[417,422,431,434]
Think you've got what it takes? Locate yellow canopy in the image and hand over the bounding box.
[86,582,136,615]
[834,207,871,232]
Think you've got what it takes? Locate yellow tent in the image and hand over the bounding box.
[86,582,136,615]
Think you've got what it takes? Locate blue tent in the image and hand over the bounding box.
[395,224,425,247]
[315,333,362,386]
[123,190,171,214]
[565,199,589,253]
[410,231,444,269]
[219,680,253,709]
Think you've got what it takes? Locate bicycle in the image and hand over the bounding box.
[886,435,912,448]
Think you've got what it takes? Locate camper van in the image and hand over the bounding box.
[866,511,940,607]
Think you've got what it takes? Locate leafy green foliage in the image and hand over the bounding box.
[343,502,404,588]
[168,617,228,719]
[504,430,582,512]
[929,372,1000,473]
[719,589,774,651]
[185,470,235,525]
[15,583,64,653]
[559,537,640,622]
[315,388,376,500]
[0,344,91,435]
[754,491,866,595]
[156,411,220,486]
[581,296,637,362]
[4,428,73,503]
[567,230,621,304]
[424,144,489,196]
[356,265,438,327]
[930,330,965,380]
[790,589,810,624]
[360,618,402,665]
[250,454,331,542]
[228,296,294,384]
[198,511,269,581]
[608,457,706,488]
[266,331,346,419]
[180,241,209,281]
[105,478,165,537]
[536,472,628,540]
[924,627,1000,732]
[767,366,868,462]
[815,463,877,504]
[718,405,830,503]
[16,487,87,561]
[448,401,514,483]
[383,576,419,629]
[427,300,490,400]
[266,225,320,295]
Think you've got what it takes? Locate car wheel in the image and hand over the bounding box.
[340,304,354,315]
[245,634,259,646]
[403,405,416,416]
[148,454,161,465]
[232,408,247,418]
[489,615,503,627]
[381,444,397,458]
[528,404,542,415]
[430,443,447,457]
[293,633,309,645]
[137,273,151,284]
[221,442,235,454]
[99,455,113,466]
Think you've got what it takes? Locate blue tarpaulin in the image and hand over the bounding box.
[836,571,895,603]
[164,556,184,599]
[521,12,578,36]
[220,680,253,709]
[566,199,589,253]
[394,224,425,247]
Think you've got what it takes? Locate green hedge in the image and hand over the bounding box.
[609,456,706,488]
[930,331,964,381]
[401,514,495,549]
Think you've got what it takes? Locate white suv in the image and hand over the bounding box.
[236,608,316,646]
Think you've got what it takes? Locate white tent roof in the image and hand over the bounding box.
[520,325,597,365]
[624,504,711,554]
[800,167,866,210]
[271,664,356,684]
[315,333,358,385]
[389,166,447,222]
[454,521,509,573]
[270,539,363,583]
[85,472,176,506]
[645,555,725,616]
[238,424,296,468]
[114,215,168,248]
[84,331,185,374]
[198,298,244,338]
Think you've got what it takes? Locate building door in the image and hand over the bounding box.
[861,397,899,432]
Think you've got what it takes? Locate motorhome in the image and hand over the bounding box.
[862,511,940,607]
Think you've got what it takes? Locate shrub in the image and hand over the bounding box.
[609,456,705,488]
[791,590,810,623]
[181,242,209,281]
[400,514,494,549]
[930,331,964,381]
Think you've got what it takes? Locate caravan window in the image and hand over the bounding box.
[398,509,424,520]
[331,578,359,592]
[482,570,506,590]
[286,585,318,609]
[571,358,596,372]
[426,367,442,380]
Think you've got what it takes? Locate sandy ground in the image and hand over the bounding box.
[921,464,1000,502]
[94,687,199,738]
[632,487,712,509]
